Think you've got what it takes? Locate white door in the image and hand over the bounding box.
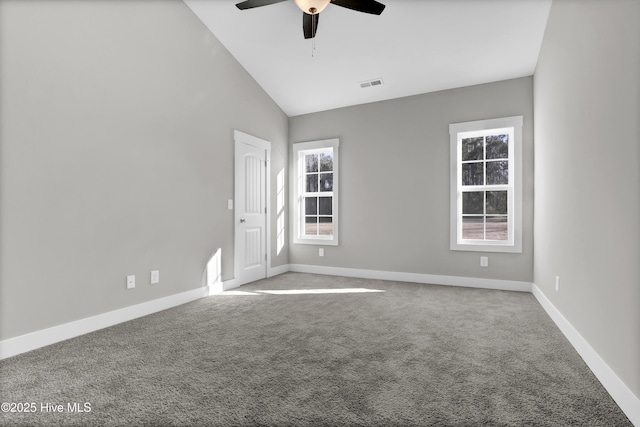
[234,131,269,285]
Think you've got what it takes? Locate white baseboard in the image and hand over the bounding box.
[221,264,296,291]
[532,284,639,426]
[0,287,209,361]
[222,278,240,291]
[288,264,532,292]
[268,263,290,278]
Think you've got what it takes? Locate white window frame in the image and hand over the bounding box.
[449,116,523,253]
[293,138,339,246]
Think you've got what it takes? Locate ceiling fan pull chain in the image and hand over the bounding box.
[312,13,316,57]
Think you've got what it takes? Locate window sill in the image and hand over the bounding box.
[294,237,339,246]
[450,241,522,253]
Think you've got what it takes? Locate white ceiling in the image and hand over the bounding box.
[184,0,552,117]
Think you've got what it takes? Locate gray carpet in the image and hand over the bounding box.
[0,272,632,426]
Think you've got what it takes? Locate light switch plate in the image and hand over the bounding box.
[151,270,159,284]
[127,275,135,289]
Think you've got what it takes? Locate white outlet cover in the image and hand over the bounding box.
[151,270,160,284]
[127,275,135,289]
[480,256,489,267]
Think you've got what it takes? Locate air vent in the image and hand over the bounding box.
[360,78,384,89]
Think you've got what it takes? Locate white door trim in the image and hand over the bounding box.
[234,130,271,286]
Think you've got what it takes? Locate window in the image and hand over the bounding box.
[293,138,339,245]
[450,116,523,253]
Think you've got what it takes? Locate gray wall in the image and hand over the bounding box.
[534,0,640,397]
[289,77,534,283]
[0,0,288,340]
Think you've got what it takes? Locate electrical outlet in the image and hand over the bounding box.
[127,275,135,289]
[151,270,160,284]
[319,248,324,257]
[555,276,560,292]
[480,256,489,267]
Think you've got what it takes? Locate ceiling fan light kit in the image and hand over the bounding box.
[294,0,330,14]
[236,0,385,39]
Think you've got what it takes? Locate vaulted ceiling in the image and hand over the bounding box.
[184,0,552,117]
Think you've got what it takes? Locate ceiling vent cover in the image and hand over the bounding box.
[360,78,384,89]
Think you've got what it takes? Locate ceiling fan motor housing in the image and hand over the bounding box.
[294,0,330,14]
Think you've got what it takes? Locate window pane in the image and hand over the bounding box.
[320,173,333,192]
[462,137,483,161]
[486,191,507,214]
[462,216,484,240]
[462,163,484,186]
[306,174,318,192]
[463,192,483,214]
[319,152,333,172]
[305,154,318,172]
[486,134,508,159]
[305,217,318,236]
[319,197,332,215]
[319,217,333,235]
[305,197,318,215]
[486,216,508,240]
[486,160,509,185]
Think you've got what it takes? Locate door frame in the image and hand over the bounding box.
[234,130,271,286]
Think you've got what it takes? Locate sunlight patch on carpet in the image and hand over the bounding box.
[217,288,386,296]
[255,288,386,295]
[217,290,263,296]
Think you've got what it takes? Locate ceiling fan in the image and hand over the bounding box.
[235,0,386,39]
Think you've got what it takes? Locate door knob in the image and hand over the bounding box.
[240,218,246,223]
